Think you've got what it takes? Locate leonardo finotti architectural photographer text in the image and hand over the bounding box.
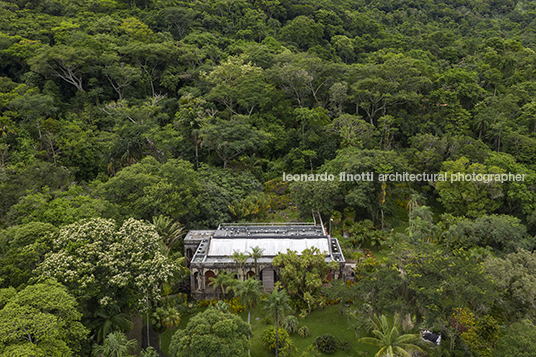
[282,172,527,183]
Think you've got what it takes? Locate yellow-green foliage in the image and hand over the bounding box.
[198,298,246,314]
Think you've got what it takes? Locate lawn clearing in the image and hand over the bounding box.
[160,303,379,356]
[242,304,379,356]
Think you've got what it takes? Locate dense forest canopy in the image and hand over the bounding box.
[2,0,536,355]
[1,0,536,231]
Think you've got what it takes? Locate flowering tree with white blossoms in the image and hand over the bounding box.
[36,218,185,313]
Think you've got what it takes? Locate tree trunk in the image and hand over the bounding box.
[275,314,279,357]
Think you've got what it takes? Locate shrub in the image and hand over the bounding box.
[260,326,296,356]
[313,334,337,354]
[283,315,299,333]
[325,298,341,305]
[198,299,217,307]
[298,325,310,338]
[196,298,245,314]
[228,297,246,314]
[336,336,351,351]
[263,315,274,325]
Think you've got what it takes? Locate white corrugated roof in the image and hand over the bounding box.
[207,238,330,256]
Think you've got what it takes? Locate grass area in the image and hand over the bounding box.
[392,222,408,234]
[160,304,379,356]
[244,304,379,357]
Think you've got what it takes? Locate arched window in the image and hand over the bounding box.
[205,270,216,286]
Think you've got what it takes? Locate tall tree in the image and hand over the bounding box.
[29,45,96,92]
[152,215,185,257]
[272,247,339,315]
[94,304,133,344]
[36,218,182,314]
[0,280,88,356]
[169,307,250,357]
[232,250,247,280]
[199,117,269,169]
[248,246,264,279]
[262,289,292,357]
[208,271,235,300]
[237,278,262,325]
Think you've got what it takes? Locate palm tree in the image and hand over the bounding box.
[409,205,433,224]
[358,314,424,357]
[152,215,185,256]
[232,250,247,280]
[150,307,181,349]
[237,278,263,325]
[94,304,133,343]
[92,331,137,357]
[262,289,293,357]
[249,246,264,279]
[406,193,424,213]
[208,271,235,299]
[237,278,263,356]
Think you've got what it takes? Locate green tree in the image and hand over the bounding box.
[290,179,342,218]
[358,314,423,357]
[329,114,377,149]
[96,156,200,222]
[272,247,338,315]
[0,280,88,357]
[169,307,250,357]
[36,218,182,314]
[320,147,409,223]
[232,250,248,280]
[436,156,505,217]
[492,320,536,357]
[249,246,264,279]
[400,243,496,324]
[200,117,269,169]
[350,54,430,125]
[237,278,262,325]
[92,331,137,357]
[262,289,293,357]
[208,271,235,300]
[152,215,185,257]
[202,55,267,117]
[150,306,181,349]
[94,304,133,344]
[6,185,114,227]
[174,94,211,168]
[29,45,96,92]
[0,222,56,289]
[484,249,536,321]
[279,16,323,50]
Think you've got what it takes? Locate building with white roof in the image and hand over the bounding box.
[184,218,346,299]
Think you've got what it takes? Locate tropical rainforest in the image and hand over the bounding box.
[1,0,536,356]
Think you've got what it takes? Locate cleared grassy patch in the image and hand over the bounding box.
[243,304,378,356]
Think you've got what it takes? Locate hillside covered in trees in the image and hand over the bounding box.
[2,0,536,356]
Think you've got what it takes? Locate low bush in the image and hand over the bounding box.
[336,336,351,351]
[260,326,296,356]
[283,315,299,333]
[313,333,337,354]
[298,325,310,338]
[197,298,245,313]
